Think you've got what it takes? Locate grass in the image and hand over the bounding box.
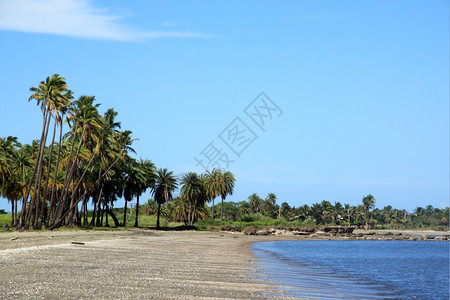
[0,213,11,229]
[0,212,184,232]
[195,217,316,232]
[2,212,448,232]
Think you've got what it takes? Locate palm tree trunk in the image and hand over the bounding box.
[211,198,215,221]
[55,131,85,224]
[56,126,81,222]
[221,196,224,221]
[40,120,57,227]
[156,202,161,228]
[105,202,109,227]
[21,111,48,229]
[134,194,140,227]
[48,120,64,227]
[11,201,14,226]
[80,196,87,226]
[90,166,103,226]
[191,200,197,225]
[188,202,192,226]
[106,204,119,227]
[13,199,18,226]
[32,111,52,229]
[66,152,96,225]
[123,200,128,226]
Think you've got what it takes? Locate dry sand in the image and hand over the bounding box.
[0,230,291,299]
[0,229,447,299]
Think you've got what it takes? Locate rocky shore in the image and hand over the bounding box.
[241,226,450,241]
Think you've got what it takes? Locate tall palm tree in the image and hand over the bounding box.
[24,74,69,229]
[55,96,102,227]
[217,171,235,221]
[180,172,203,225]
[122,159,140,226]
[122,158,155,226]
[134,159,156,227]
[153,168,177,228]
[203,169,221,220]
[362,194,376,228]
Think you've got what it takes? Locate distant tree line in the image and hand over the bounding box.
[138,192,448,230]
[218,193,448,229]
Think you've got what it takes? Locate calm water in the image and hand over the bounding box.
[252,240,449,299]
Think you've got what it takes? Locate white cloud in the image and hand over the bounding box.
[0,0,211,41]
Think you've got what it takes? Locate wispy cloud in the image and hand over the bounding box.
[0,0,211,41]
[162,20,177,27]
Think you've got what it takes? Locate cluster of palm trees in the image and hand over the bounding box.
[176,169,235,225]
[0,74,238,230]
[215,193,448,229]
[0,75,147,229]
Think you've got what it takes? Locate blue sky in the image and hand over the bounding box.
[0,0,448,212]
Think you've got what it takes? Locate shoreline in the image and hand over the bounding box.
[0,229,448,299]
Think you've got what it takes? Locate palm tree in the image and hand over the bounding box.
[153,168,177,228]
[56,96,102,227]
[332,201,344,224]
[0,137,19,185]
[24,74,69,229]
[296,204,311,221]
[171,195,190,225]
[263,193,277,217]
[238,200,252,217]
[47,89,73,226]
[248,193,263,214]
[0,137,22,226]
[279,202,291,219]
[180,172,203,225]
[362,194,376,228]
[217,171,235,221]
[134,159,156,227]
[123,158,155,226]
[203,169,221,220]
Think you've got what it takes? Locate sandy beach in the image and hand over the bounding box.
[0,230,293,299]
[0,229,448,299]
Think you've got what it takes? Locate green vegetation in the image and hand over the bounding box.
[0,74,448,232]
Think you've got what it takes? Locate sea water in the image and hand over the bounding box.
[252,240,449,299]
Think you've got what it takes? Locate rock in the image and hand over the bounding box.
[323,226,355,234]
[380,232,394,236]
[2,223,9,231]
[243,226,256,235]
[293,231,311,236]
[255,230,270,236]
